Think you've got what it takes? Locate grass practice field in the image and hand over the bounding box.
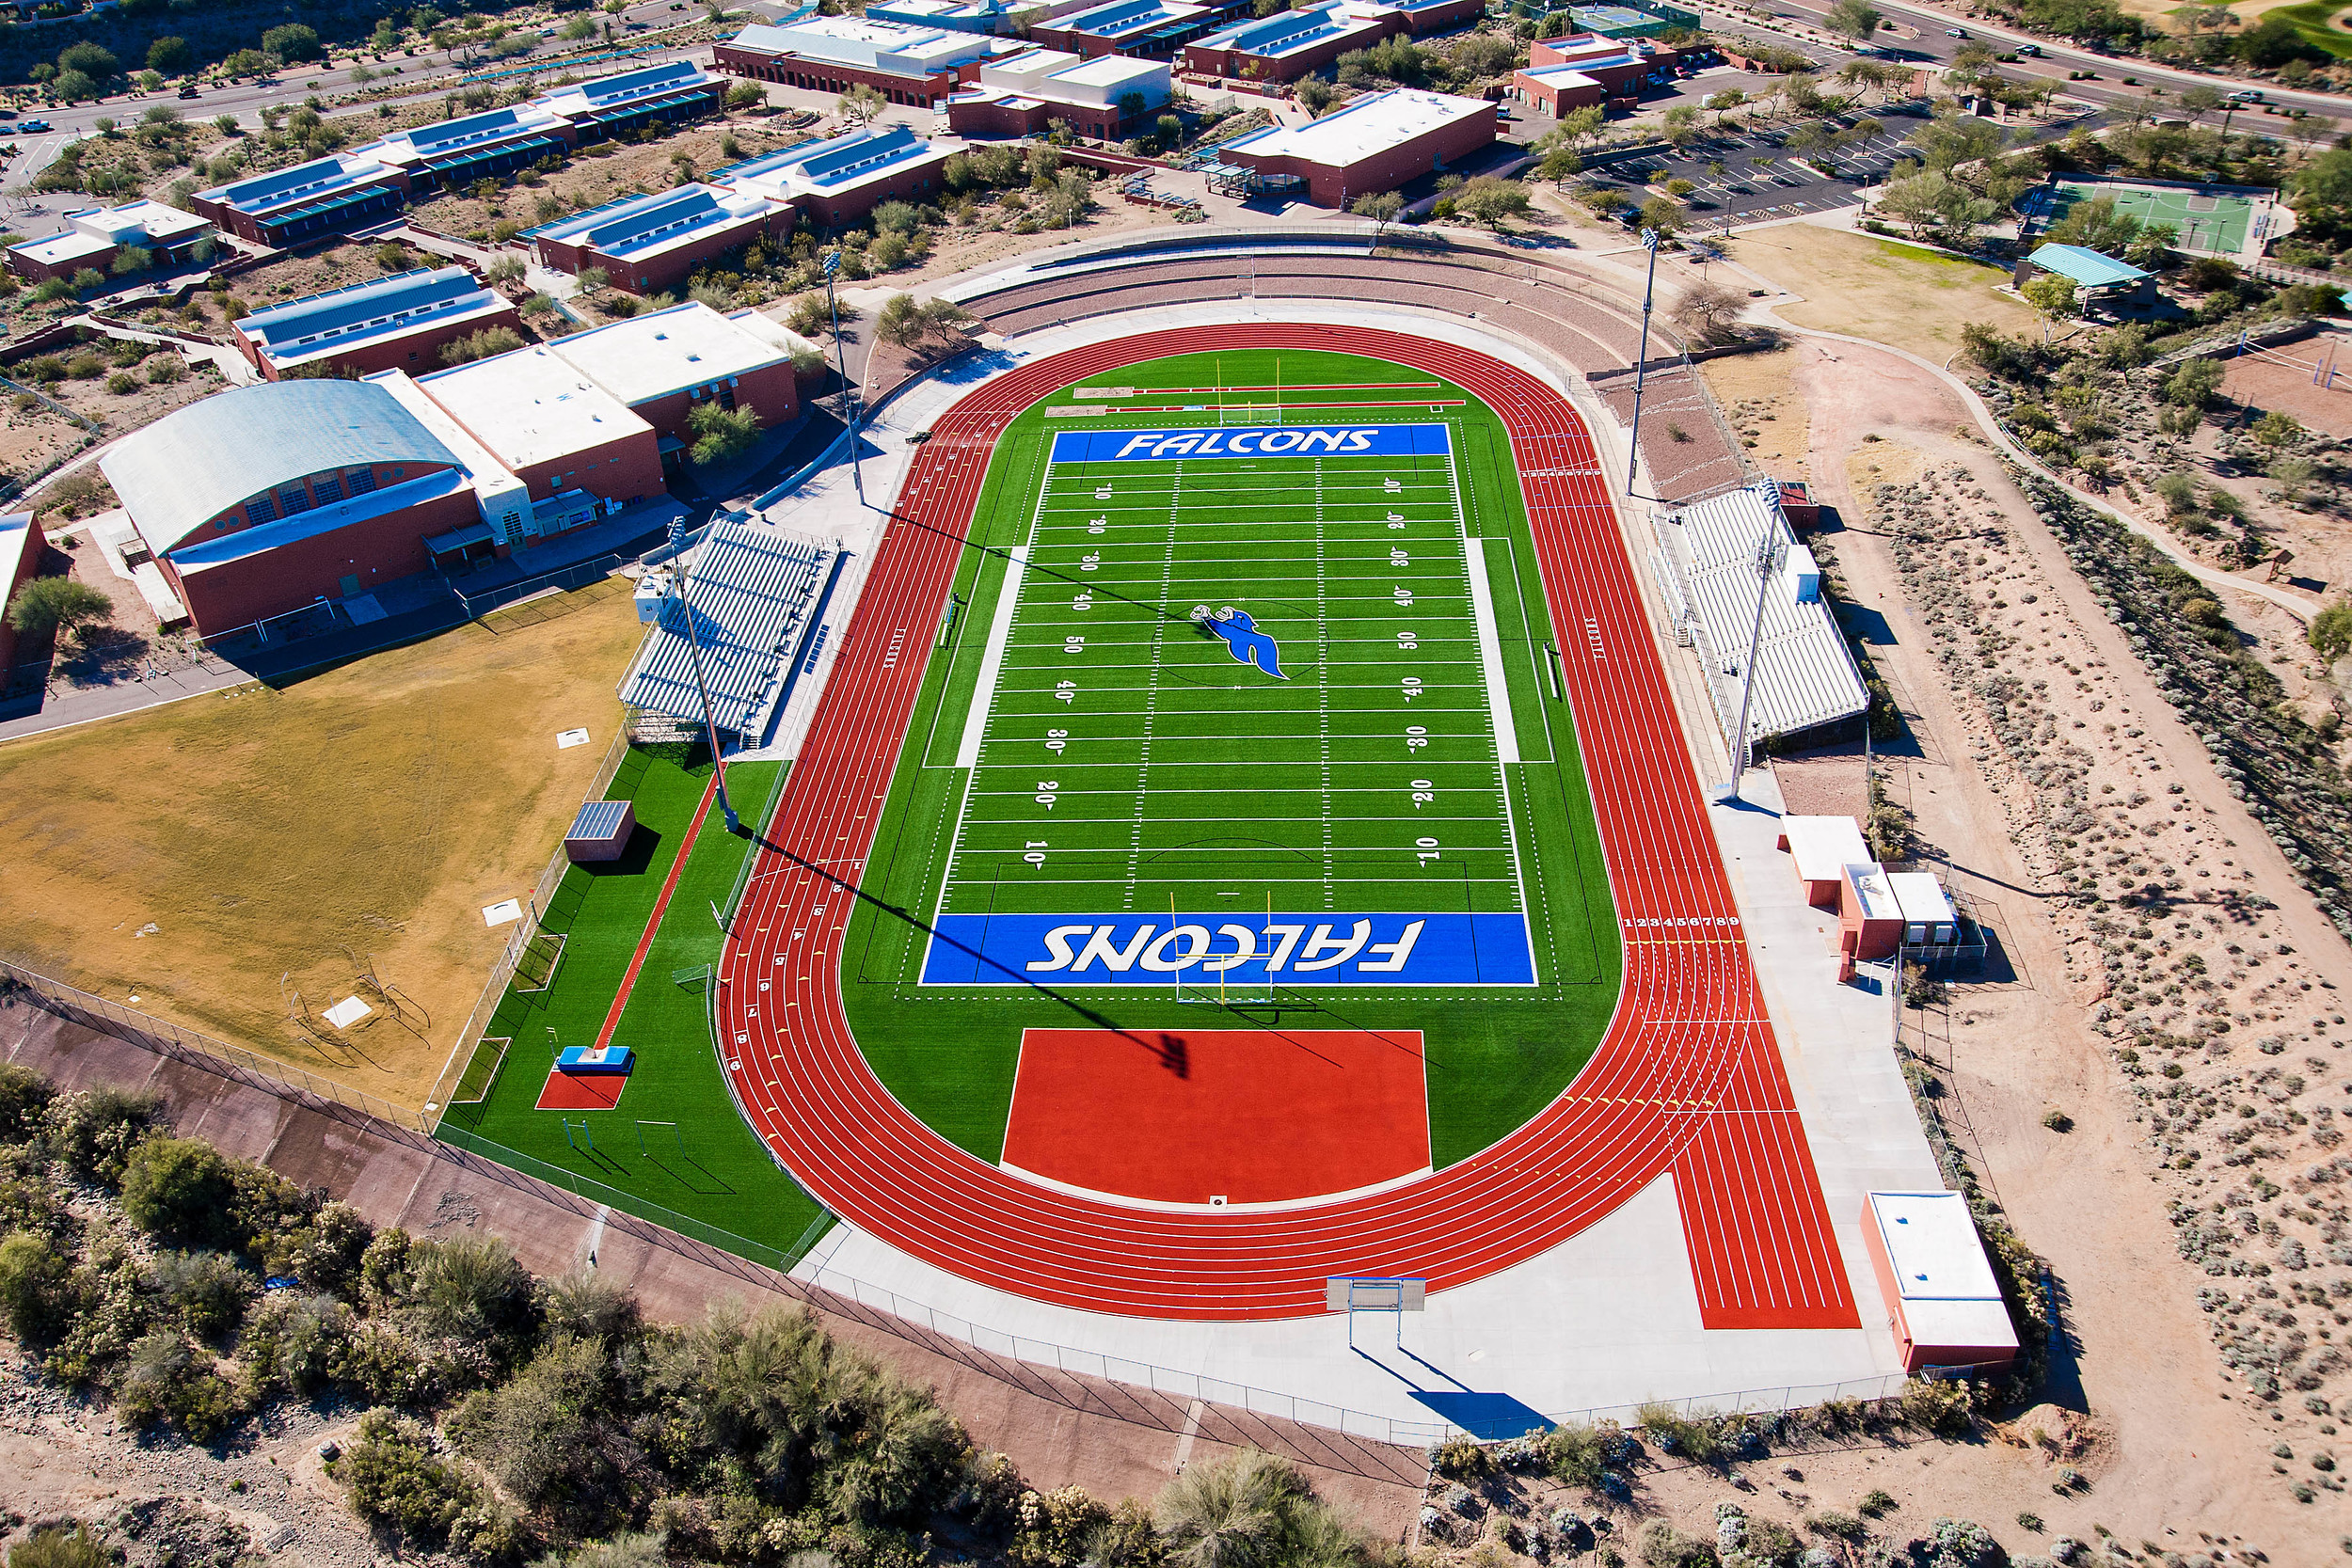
[437,747,829,1264]
[0,579,641,1099]
[842,349,1624,1189]
[2050,179,2258,256]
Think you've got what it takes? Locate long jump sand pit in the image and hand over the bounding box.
[0,578,643,1102]
[1728,225,2038,359]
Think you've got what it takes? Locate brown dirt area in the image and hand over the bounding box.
[0,354,230,489]
[0,578,644,1102]
[2219,331,2352,444]
[1700,346,1810,475]
[1727,223,2041,361]
[1738,330,2352,1560]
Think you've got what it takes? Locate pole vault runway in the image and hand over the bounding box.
[714,323,1859,1327]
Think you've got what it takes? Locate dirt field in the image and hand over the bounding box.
[1699,346,1809,473]
[2220,330,2352,442]
[1726,224,2040,361]
[0,578,643,1101]
[1753,330,2352,1559]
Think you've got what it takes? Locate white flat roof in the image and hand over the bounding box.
[416,346,652,471]
[1224,87,1488,166]
[1054,54,1166,87]
[369,369,522,485]
[1888,871,1957,926]
[546,301,791,407]
[1779,815,1867,883]
[1845,861,1899,921]
[1866,1192,2007,1303]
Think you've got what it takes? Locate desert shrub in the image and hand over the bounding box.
[1637,1402,1723,1462]
[114,1328,244,1439]
[0,1229,70,1341]
[150,1248,255,1340]
[0,1061,55,1142]
[41,1086,165,1180]
[146,356,186,385]
[291,1200,373,1299]
[8,1527,113,1568]
[336,1406,526,1557]
[1635,1520,1716,1568]
[453,1334,629,1522]
[120,1135,236,1245]
[1430,1432,1493,1479]
[538,1268,637,1344]
[405,1233,539,1359]
[238,1289,355,1396]
[1153,1449,1309,1568]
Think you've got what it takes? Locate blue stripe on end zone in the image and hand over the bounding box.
[1048,423,1453,464]
[919,912,1535,986]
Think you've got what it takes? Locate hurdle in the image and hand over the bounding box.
[636,1118,683,1158]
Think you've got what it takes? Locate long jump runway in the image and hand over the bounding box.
[715,323,1859,1326]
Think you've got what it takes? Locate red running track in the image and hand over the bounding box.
[716,324,1860,1326]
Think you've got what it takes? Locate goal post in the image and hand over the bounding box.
[1175,964,1274,1005]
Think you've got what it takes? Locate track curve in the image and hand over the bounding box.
[717,322,1858,1326]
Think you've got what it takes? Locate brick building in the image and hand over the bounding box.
[1027,0,1234,60]
[543,301,803,466]
[233,266,524,381]
[1181,1,1396,82]
[713,16,994,108]
[715,124,964,230]
[946,49,1170,141]
[1216,87,1494,206]
[0,510,46,676]
[524,182,794,295]
[6,199,215,283]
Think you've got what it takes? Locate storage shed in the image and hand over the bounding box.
[1860,1191,2019,1373]
[1777,815,1869,910]
[565,800,636,863]
[1840,862,1902,961]
[1889,871,1959,948]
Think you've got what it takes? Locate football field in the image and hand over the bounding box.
[843,349,1624,1180]
[924,419,1534,990]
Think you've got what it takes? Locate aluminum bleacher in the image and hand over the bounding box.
[619,523,836,747]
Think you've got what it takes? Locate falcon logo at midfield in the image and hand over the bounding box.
[1193,604,1289,681]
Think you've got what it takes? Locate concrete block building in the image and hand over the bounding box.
[190,152,409,247]
[1181,1,1396,82]
[1216,87,1494,205]
[524,182,794,295]
[947,48,1170,140]
[714,16,995,108]
[413,346,666,527]
[713,123,963,230]
[542,301,803,460]
[5,199,215,283]
[233,266,523,381]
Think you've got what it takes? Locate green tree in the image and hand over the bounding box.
[1637,195,1684,237]
[146,36,192,75]
[52,71,100,103]
[121,1134,236,1245]
[1350,189,1405,242]
[57,41,118,79]
[689,401,761,468]
[836,82,886,127]
[2166,356,2225,411]
[2253,409,2302,448]
[1824,0,1883,45]
[261,24,323,62]
[405,1234,538,1354]
[6,577,113,644]
[1453,175,1531,227]
[2021,273,2078,341]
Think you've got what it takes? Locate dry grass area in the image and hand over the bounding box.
[0,578,643,1101]
[1729,223,2039,361]
[1699,346,1808,473]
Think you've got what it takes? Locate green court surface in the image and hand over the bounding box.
[436,747,829,1267]
[844,349,1624,1169]
[2051,179,2256,256]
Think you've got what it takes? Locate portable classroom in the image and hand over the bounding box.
[1860,1191,2019,1373]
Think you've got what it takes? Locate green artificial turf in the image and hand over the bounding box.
[844,350,1623,1170]
[437,749,829,1266]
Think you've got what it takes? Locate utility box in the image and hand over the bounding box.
[1788,543,1821,604]
[564,800,635,863]
[1861,1191,2019,1373]
[634,569,674,625]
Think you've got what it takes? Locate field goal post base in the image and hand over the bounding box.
[1327,1276,1426,1347]
[1174,961,1276,1006]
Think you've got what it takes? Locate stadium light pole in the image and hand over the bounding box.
[669,520,741,836]
[1626,227,1661,492]
[1717,479,1784,806]
[825,249,866,505]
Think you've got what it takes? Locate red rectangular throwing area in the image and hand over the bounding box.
[536,1068,628,1112]
[1002,1028,1430,1206]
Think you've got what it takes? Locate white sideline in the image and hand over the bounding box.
[954,545,1028,770]
[1460,538,1519,768]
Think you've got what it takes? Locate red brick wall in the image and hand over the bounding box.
[0,512,48,673]
[624,357,800,443]
[510,427,666,513]
[946,94,1130,141]
[246,300,527,382]
[1184,18,1402,82]
[790,150,954,229]
[1512,71,1604,117]
[166,485,481,637]
[713,43,958,107]
[1229,99,1495,206]
[7,244,118,284]
[1393,0,1483,33]
[537,209,789,295]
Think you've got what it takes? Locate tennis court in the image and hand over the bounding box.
[2050,179,2259,256]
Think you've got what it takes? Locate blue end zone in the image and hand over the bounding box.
[1049,422,1452,464]
[919,912,1535,986]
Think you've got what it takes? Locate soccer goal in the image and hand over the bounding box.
[447,1037,511,1105]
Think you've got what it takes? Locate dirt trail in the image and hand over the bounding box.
[1758,333,2352,1559]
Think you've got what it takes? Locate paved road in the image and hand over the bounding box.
[1704,0,2346,127]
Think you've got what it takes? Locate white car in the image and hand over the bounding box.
[1946,26,1968,38]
